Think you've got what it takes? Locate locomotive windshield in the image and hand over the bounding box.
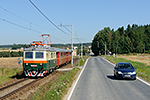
[25,52,33,59]
[35,52,44,58]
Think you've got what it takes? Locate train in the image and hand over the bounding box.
[23,45,72,77]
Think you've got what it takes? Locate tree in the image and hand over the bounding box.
[92,24,150,55]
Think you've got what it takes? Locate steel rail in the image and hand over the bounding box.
[0,78,40,99]
[0,78,27,91]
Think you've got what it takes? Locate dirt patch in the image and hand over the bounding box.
[117,54,150,66]
[0,57,23,68]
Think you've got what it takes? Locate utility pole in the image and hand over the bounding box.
[116,47,117,54]
[97,41,99,48]
[144,43,145,53]
[71,25,73,67]
[74,38,83,60]
[80,38,83,60]
[59,24,73,67]
[102,41,107,56]
[105,42,106,56]
[81,41,83,59]
[97,41,100,55]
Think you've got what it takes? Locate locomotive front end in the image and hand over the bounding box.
[23,48,47,77]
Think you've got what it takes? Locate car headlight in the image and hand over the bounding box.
[131,71,136,75]
[118,71,123,74]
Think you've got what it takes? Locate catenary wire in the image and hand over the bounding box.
[0,18,41,33]
[74,31,81,42]
[0,2,71,44]
[0,18,69,44]
[61,25,81,43]
[0,6,46,29]
[63,25,72,33]
[29,0,71,36]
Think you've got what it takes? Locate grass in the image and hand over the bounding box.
[75,56,89,66]
[30,56,89,100]
[105,55,150,82]
[0,67,22,85]
[30,68,80,100]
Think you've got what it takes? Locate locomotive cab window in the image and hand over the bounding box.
[25,52,33,59]
[51,53,53,58]
[35,52,44,59]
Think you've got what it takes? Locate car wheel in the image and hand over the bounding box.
[133,77,136,80]
[114,73,117,78]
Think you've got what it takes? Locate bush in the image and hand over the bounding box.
[0,52,10,57]
[0,51,23,57]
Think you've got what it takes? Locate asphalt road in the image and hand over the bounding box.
[69,57,150,100]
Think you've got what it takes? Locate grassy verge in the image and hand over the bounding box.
[105,55,150,82]
[30,56,89,100]
[0,68,22,85]
[75,56,89,66]
[30,68,80,100]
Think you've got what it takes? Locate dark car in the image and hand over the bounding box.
[114,62,136,80]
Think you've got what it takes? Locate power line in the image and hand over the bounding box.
[0,18,70,44]
[60,24,81,43]
[74,31,81,42]
[0,6,46,29]
[63,25,72,33]
[52,36,69,43]
[29,0,71,36]
[0,2,72,44]
[0,18,41,33]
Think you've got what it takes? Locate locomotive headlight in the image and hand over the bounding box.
[40,63,42,65]
[26,63,28,65]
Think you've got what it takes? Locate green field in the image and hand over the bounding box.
[0,68,22,85]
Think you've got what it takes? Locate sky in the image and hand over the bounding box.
[0,0,150,45]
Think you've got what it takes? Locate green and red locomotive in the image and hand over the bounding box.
[23,41,71,77]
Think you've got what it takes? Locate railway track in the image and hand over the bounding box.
[0,58,79,100]
[0,78,37,100]
[0,71,59,100]
[0,78,27,91]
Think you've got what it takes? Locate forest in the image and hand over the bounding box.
[92,24,150,55]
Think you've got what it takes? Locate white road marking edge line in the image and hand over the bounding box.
[102,57,150,87]
[66,58,90,100]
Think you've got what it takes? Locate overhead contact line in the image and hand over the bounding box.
[0,6,46,29]
[0,18,41,33]
[29,0,71,36]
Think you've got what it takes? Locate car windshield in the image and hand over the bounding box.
[118,64,133,69]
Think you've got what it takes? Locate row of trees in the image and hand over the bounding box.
[92,24,150,55]
[0,51,23,57]
[12,44,29,50]
[51,43,91,48]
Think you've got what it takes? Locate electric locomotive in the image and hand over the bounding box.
[23,46,56,77]
[23,41,72,77]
